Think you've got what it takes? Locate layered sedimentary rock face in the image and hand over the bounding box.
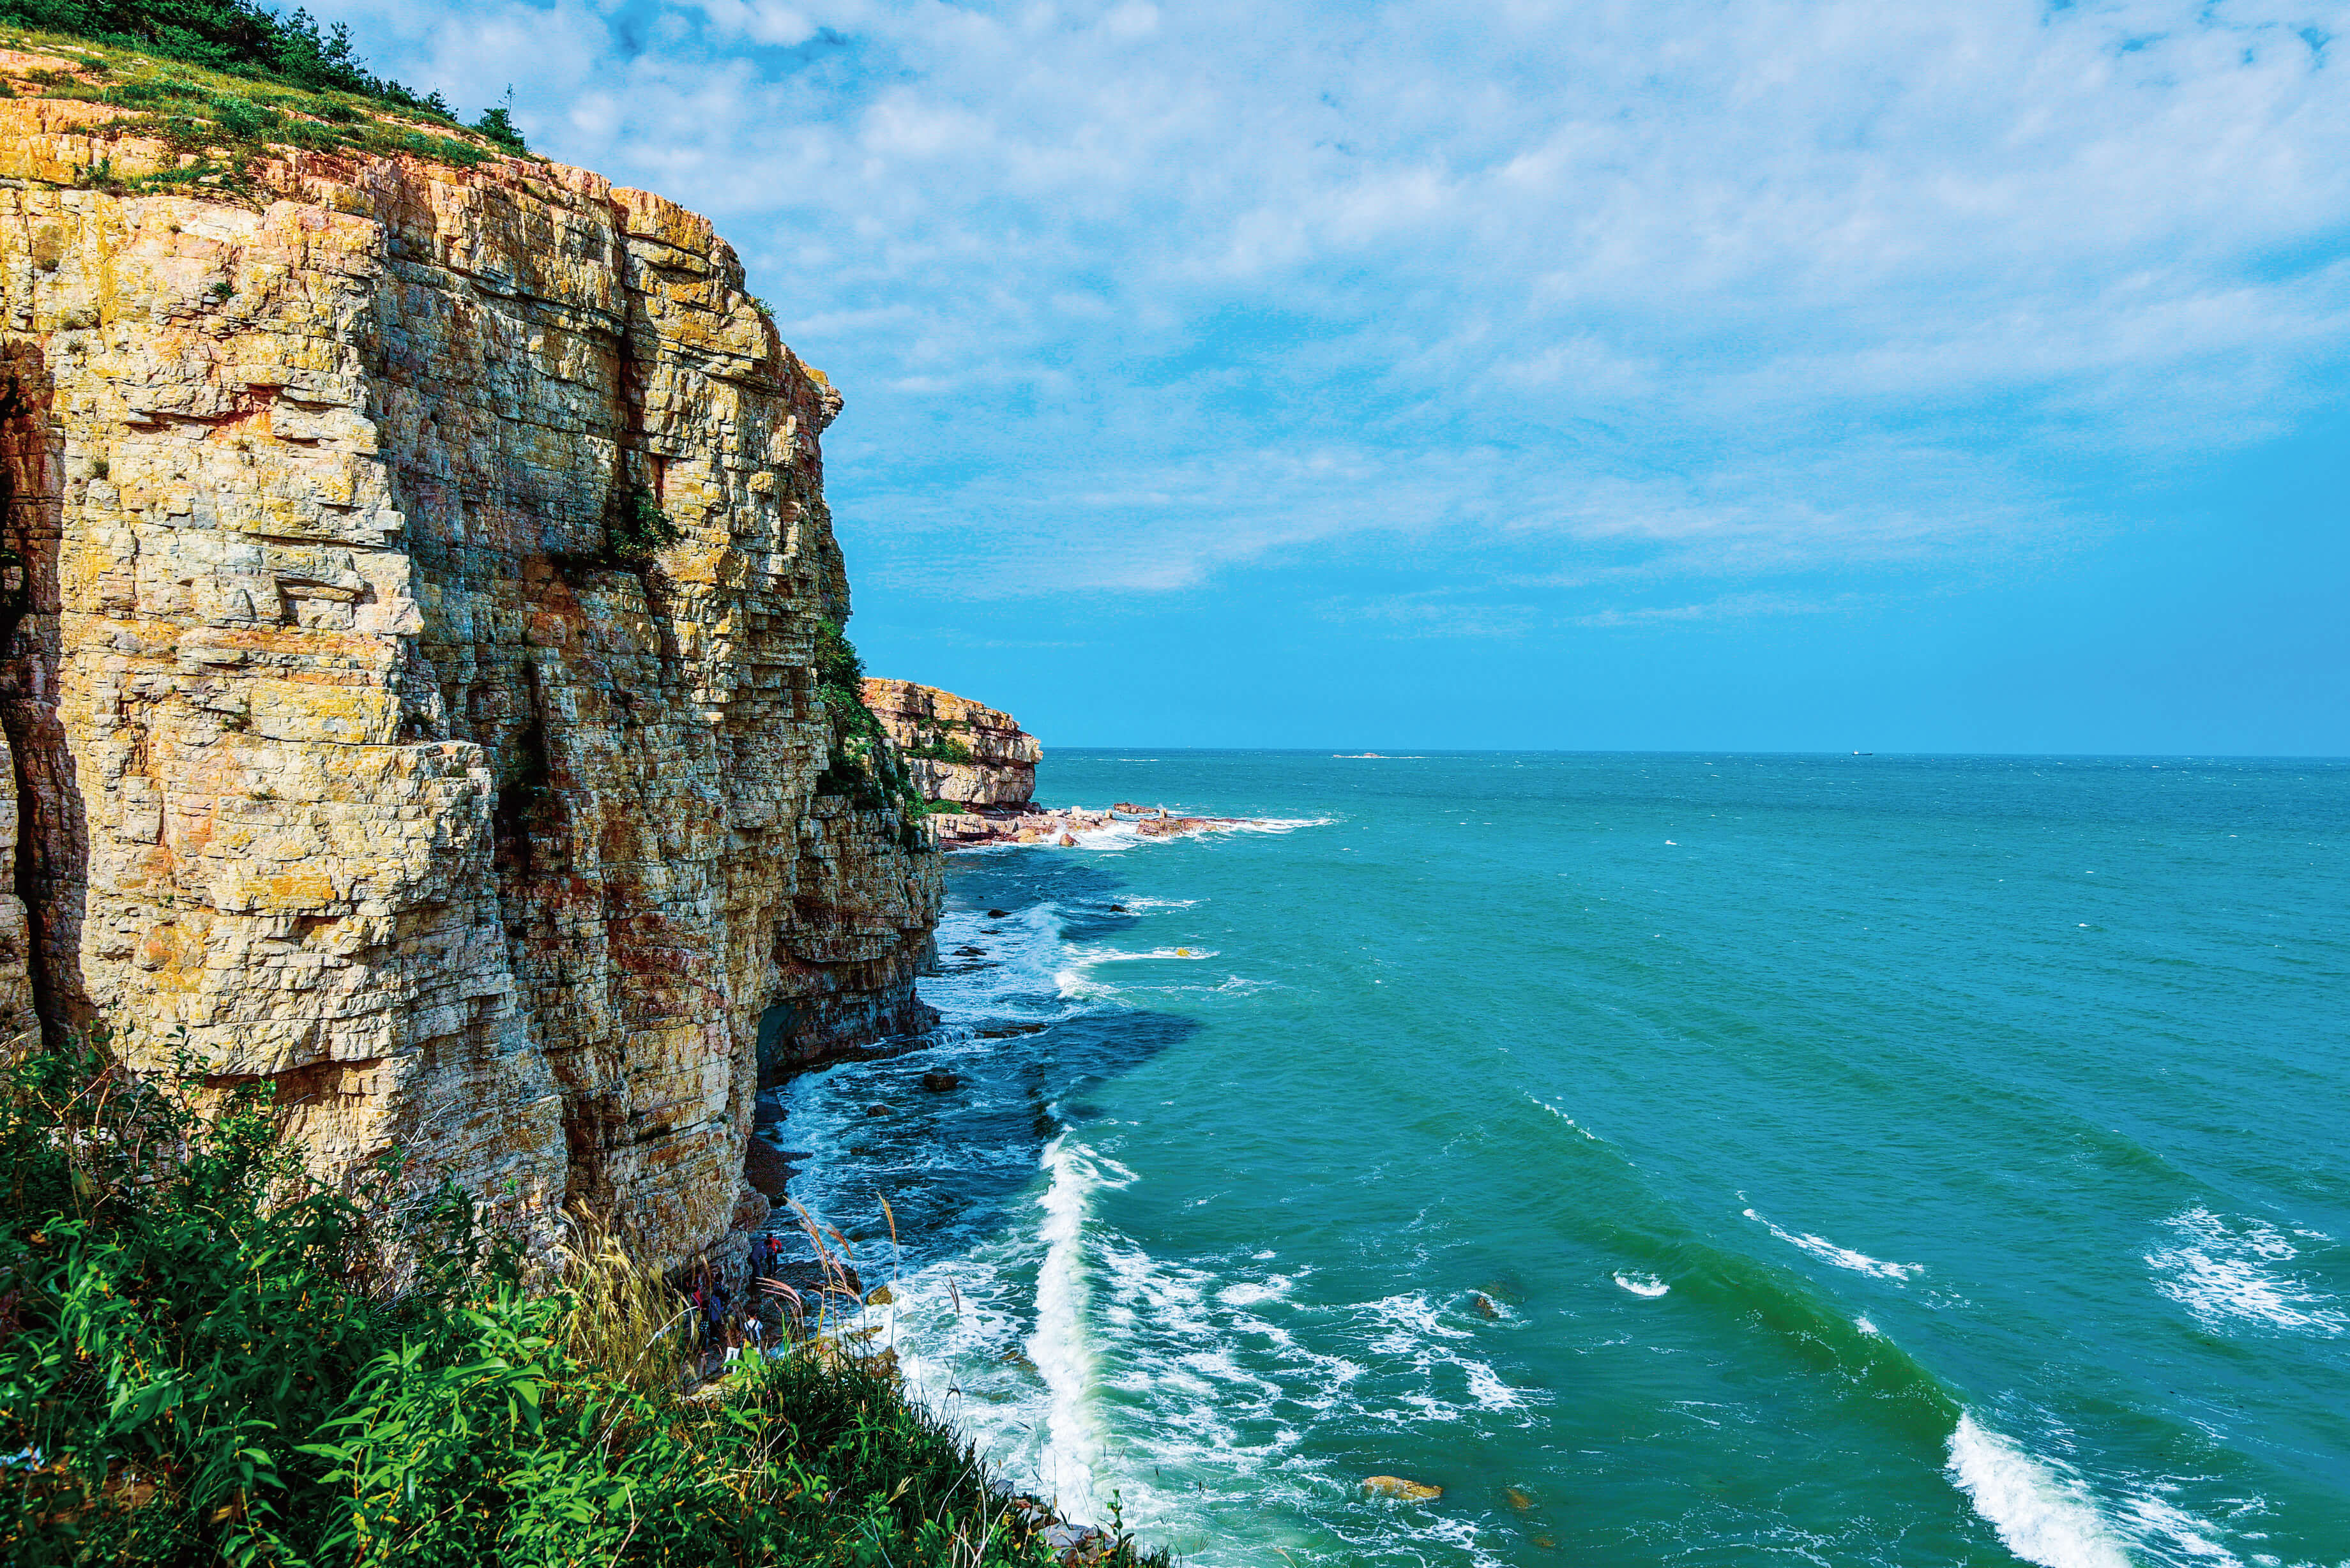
[0,81,939,1269]
[860,677,1039,806]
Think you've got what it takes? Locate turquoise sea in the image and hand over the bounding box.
[765,752,2349,1567]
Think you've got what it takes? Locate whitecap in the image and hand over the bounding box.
[1462,1359,1526,1410]
[1024,1136,1135,1519]
[1527,1094,1602,1141]
[1744,1208,1923,1282]
[1614,1272,1671,1298]
[2146,1207,2346,1336]
[1945,1413,2135,1568]
[2117,1489,2251,1565]
[1217,1277,1294,1308]
[1363,1292,1476,1352]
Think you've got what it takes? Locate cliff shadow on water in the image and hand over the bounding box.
[757,850,1199,1274]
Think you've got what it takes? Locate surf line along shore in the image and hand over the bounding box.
[929,802,1247,848]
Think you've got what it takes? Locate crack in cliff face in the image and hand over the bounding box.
[0,347,65,1043]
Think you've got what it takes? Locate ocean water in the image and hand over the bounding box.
[764,752,2350,1567]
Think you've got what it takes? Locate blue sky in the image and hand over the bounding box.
[314,0,2349,752]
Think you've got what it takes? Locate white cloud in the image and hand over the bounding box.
[309,0,2350,606]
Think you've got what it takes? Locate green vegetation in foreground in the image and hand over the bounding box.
[0,1036,1158,1565]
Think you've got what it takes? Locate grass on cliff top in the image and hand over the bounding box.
[0,1033,1160,1567]
[0,0,508,133]
[0,15,527,193]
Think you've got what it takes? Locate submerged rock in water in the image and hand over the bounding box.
[921,1071,960,1092]
[1363,1476,1443,1502]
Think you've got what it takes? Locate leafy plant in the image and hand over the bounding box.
[902,730,974,764]
[0,1034,1160,1565]
[470,93,524,154]
[811,619,934,844]
[609,486,681,562]
[205,90,274,139]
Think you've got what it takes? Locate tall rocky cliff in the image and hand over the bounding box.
[0,72,941,1270]
[861,677,1040,806]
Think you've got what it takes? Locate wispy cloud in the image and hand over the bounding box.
[1572,591,1859,628]
[315,0,2350,612]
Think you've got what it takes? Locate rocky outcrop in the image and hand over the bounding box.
[860,677,1038,806]
[927,803,1241,849]
[0,64,939,1271]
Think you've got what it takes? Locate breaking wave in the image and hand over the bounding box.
[1743,1208,1923,1282]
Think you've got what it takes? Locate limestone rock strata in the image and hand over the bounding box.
[860,677,1038,806]
[0,91,940,1270]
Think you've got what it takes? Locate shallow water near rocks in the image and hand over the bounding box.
[768,751,2349,1566]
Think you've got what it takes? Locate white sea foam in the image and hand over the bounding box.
[1363,1290,1475,1352]
[1070,944,1218,964]
[2118,1493,2247,1565]
[1026,1137,1141,1519]
[920,900,1087,1029]
[1021,813,1335,854]
[1057,942,1250,1007]
[1854,1315,1879,1335]
[1614,1272,1671,1297]
[1462,1361,1526,1410]
[1946,1414,2135,1568]
[877,1214,1533,1566]
[2146,1207,2346,1336]
[1528,1094,1602,1140]
[1743,1208,1923,1281]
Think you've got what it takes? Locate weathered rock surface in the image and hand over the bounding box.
[0,69,940,1271]
[1363,1476,1444,1502]
[860,677,1038,806]
[927,802,1241,849]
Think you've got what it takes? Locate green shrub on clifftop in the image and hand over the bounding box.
[0,0,456,116]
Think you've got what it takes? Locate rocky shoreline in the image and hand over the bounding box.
[929,801,1246,848]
